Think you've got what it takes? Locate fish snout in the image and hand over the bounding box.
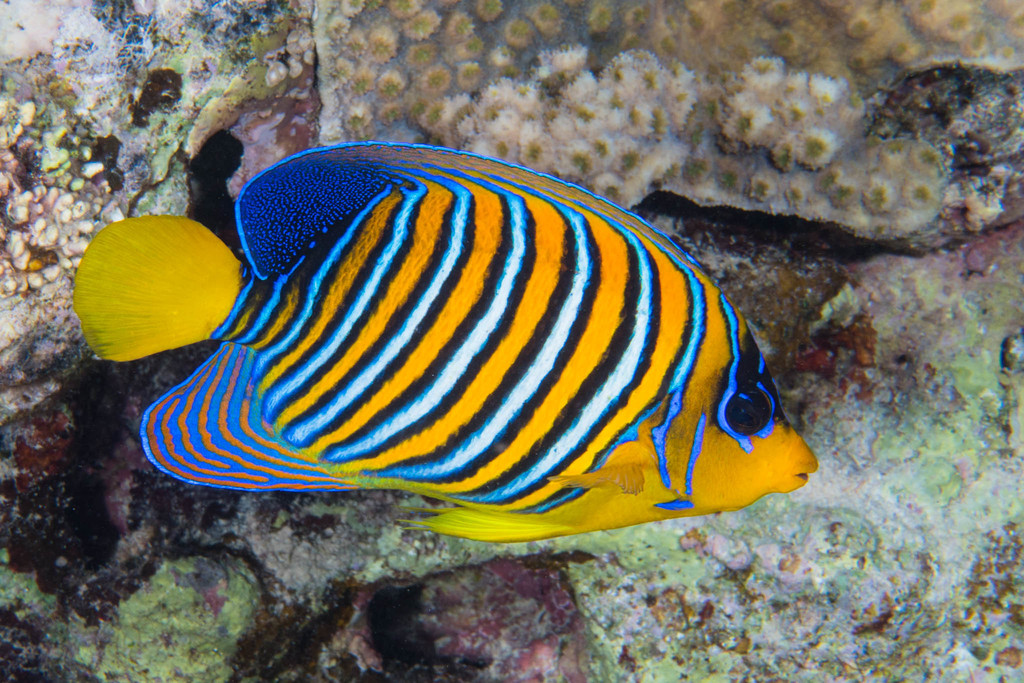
[767,430,818,493]
[790,435,818,487]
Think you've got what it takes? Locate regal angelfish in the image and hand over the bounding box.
[73,143,817,542]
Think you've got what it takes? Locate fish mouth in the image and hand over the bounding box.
[774,471,812,494]
[785,472,811,491]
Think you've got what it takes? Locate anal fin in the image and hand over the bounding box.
[405,505,574,542]
[142,342,357,491]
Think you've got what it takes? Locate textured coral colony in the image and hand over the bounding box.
[3,0,1024,679]
[1,91,124,296]
[319,0,1023,244]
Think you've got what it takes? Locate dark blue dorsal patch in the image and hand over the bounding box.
[235,147,393,279]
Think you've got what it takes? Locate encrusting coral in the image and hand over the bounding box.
[0,83,123,422]
[314,0,1024,249]
[0,93,119,299]
[424,50,950,244]
[0,0,316,423]
[434,49,694,205]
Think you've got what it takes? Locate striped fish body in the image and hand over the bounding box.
[74,143,817,542]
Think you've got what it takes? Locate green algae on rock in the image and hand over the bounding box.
[0,548,63,679]
[72,556,259,683]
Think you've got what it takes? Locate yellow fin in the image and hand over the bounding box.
[405,505,574,543]
[549,462,645,494]
[74,216,242,361]
[550,440,648,494]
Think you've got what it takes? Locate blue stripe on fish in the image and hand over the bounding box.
[377,201,591,481]
[652,388,684,490]
[466,221,653,504]
[291,180,469,439]
[685,412,706,496]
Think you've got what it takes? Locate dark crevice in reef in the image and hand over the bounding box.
[368,585,436,666]
[63,477,120,572]
[89,135,123,191]
[130,69,183,127]
[2,469,119,597]
[0,364,123,595]
[229,578,356,682]
[367,583,489,679]
[61,364,126,572]
[634,190,906,262]
[189,130,245,251]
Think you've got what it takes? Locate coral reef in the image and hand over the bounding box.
[424,49,981,248]
[314,0,1024,141]
[1,0,1024,680]
[313,0,1024,249]
[0,0,317,426]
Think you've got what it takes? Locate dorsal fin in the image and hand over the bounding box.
[235,147,395,279]
[234,141,692,280]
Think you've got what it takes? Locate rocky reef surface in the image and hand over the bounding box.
[1,0,1023,680]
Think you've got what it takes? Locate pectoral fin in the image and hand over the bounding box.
[549,440,649,495]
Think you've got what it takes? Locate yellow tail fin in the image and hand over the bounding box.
[73,216,242,361]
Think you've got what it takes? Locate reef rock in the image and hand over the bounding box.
[1,0,1023,680]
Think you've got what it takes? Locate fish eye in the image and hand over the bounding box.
[724,388,773,436]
